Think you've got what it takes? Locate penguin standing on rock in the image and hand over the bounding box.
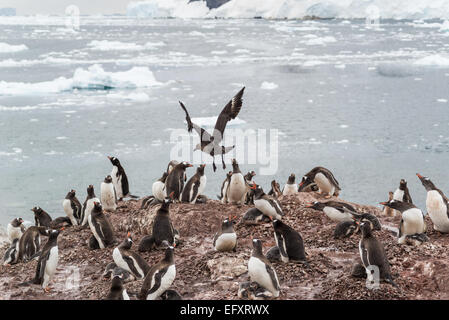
[380,200,426,244]
[268,180,282,198]
[272,219,307,264]
[298,167,341,198]
[165,161,193,202]
[244,171,257,205]
[3,238,19,266]
[248,239,280,298]
[181,164,207,203]
[139,195,178,252]
[218,171,232,203]
[7,217,24,243]
[82,185,100,226]
[139,241,176,300]
[417,173,449,233]
[105,273,130,300]
[213,217,237,252]
[392,179,413,216]
[18,226,49,262]
[108,156,138,200]
[152,172,168,202]
[88,202,115,249]
[282,174,297,196]
[62,189,82,226]
[306,201,355,223]
[101,175,117,212]
[225,159,248,205]
[358,222,397,287]
[113,233,150,279]
[251,184,284,220]
[32,207,52,228]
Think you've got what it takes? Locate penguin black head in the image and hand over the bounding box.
[249,183,264,198]
[379,199,403,210]
[306,201,325,211]
[179,161,193,169]
[272,219,285,230]
[251,238,263,253]
[298,175,313,191]
[92,201,103,213]
[245,171,256,181]
[222,217,235,231]
[66,189,76,198]
[120,232,133,249]
[399,179,407,190]
[416,173,437,191]
[49,227,63,240]
[11,217,24,227]
[108,156,120,166]
[231,158,240,171]
[287,173,296,184]
[197,164,206,175]
[163,241,175,262]
[359,221,372,237]
[104,175,113,183]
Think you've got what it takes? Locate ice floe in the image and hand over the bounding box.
[0,42,28,53]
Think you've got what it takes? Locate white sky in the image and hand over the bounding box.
[0,0,133,15]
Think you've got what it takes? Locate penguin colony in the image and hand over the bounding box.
[1,88,447,300]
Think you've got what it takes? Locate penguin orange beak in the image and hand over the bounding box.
[249,183,257,190]
[379,202,388,206]
[173,242,176,248]
[60,227,65,231]
[416,173,423,179]
[201,164,206,168]
[169,191,175,199]
[305,203,314,208]
[127,232,131,237]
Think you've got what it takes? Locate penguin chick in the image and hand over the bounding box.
[265,246,281,262]
[7,217,25,243]
[272,219,307,264]
[267,180,282,198]
[334,220,358,239]
[3,238,19,266]
[139,242,176,300]
[160,289,182,300]
[31,207,52,228]
[244,170,256,205]
[213,217,237,252]
[218,171,232,202]
[102,262,135,283]
[105,274,130,300]
[18,226,49,262]
[358,222,397,288]
[282,173,297,196]
[242,208,271,225]
[248,239,280,298]
[113,233,150,279]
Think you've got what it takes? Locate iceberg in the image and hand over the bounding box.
[0,42,28,53]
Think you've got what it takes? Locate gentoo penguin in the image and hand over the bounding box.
[225,159,248,205]
[105,274,130,300]
[238,282,273,300]
[350,209,382,232]
[282,174,298,196]
[179,87,245,171]
[244,171,257,205]
[272,219,307,264]
[139,242,176,300]
[102,262,135,283]
[298,167,341,198]
[49,217,72,229]
[248,239,280,298]
[358,222,397,287]
[380,200,426,244]
[217,171,232,203]
[138,195,178,252]
[268,180,282,198]
[62,189,82,226]
[141,195,158,209]
[213,217,237,252]
[88,202,115,250]
[242,208,271,225]
[251,184,284,220]
[31,207,52,228]
[82,185,100,226]
[31,228,62,292]
[165,161,192,202]
[334,220,358,239]
[393,179,413,204]
[181,164,207,203]
[18,226,49,262]
[167,160,186,182]
[306,201,355,223]
[160,289,182,300]
[152,172,168,202]
[113,233,150,279]
[101,175,117,212]
[7,217,24,243]
[417,173,449,233]
[108,156,137,200]
[382,191,395,217]
[3,238,19,266]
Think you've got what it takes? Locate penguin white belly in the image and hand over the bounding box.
[402,209,425,235]
[221,181,229,204]
[83,198,100,226]
[152,181,166,202]
[88,214,105,249]
[7,224,22,243]
[43,246,58,288]
[314,173,335,195]
[426,191,449,232]
[146,264,176,300]
[323,207,352,222]
[101,183,117,211]
[215,233,237,251]
[198,175,207,196]
[111,167,123,199]
[282,184,297,196]
[254,199,282,220]
[393,189,404,201]
[122,289,130,300]
[62,199,78,226]
[113,248,129,273]
[227,174,247,203]
[248,257,279,297]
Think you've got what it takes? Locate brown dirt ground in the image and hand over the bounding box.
[1,191,449,300]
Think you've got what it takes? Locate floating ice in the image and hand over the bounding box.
[0,64,161,96]
[0,42,28,53]
[106,92,151,102]
[414,54,449,67]
[260,81,279,90]
[127,0,209,18]
[87,40,165,51]
[303,35,336,46]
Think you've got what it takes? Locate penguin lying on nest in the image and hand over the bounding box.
[113,233,150,280]
[241,208,271,225]
[213,216,237,252]
[238,281,274,300]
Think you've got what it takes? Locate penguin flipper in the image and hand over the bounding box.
[268,198,284,217]
[146,266,168,297]
[123,255,141,278]
[191,180,200,203]
[265,264,280,291]
[274,232,288,260]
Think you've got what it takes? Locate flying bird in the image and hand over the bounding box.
[179,87,245,172]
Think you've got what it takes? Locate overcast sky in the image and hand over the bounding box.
[0,0,133,15]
